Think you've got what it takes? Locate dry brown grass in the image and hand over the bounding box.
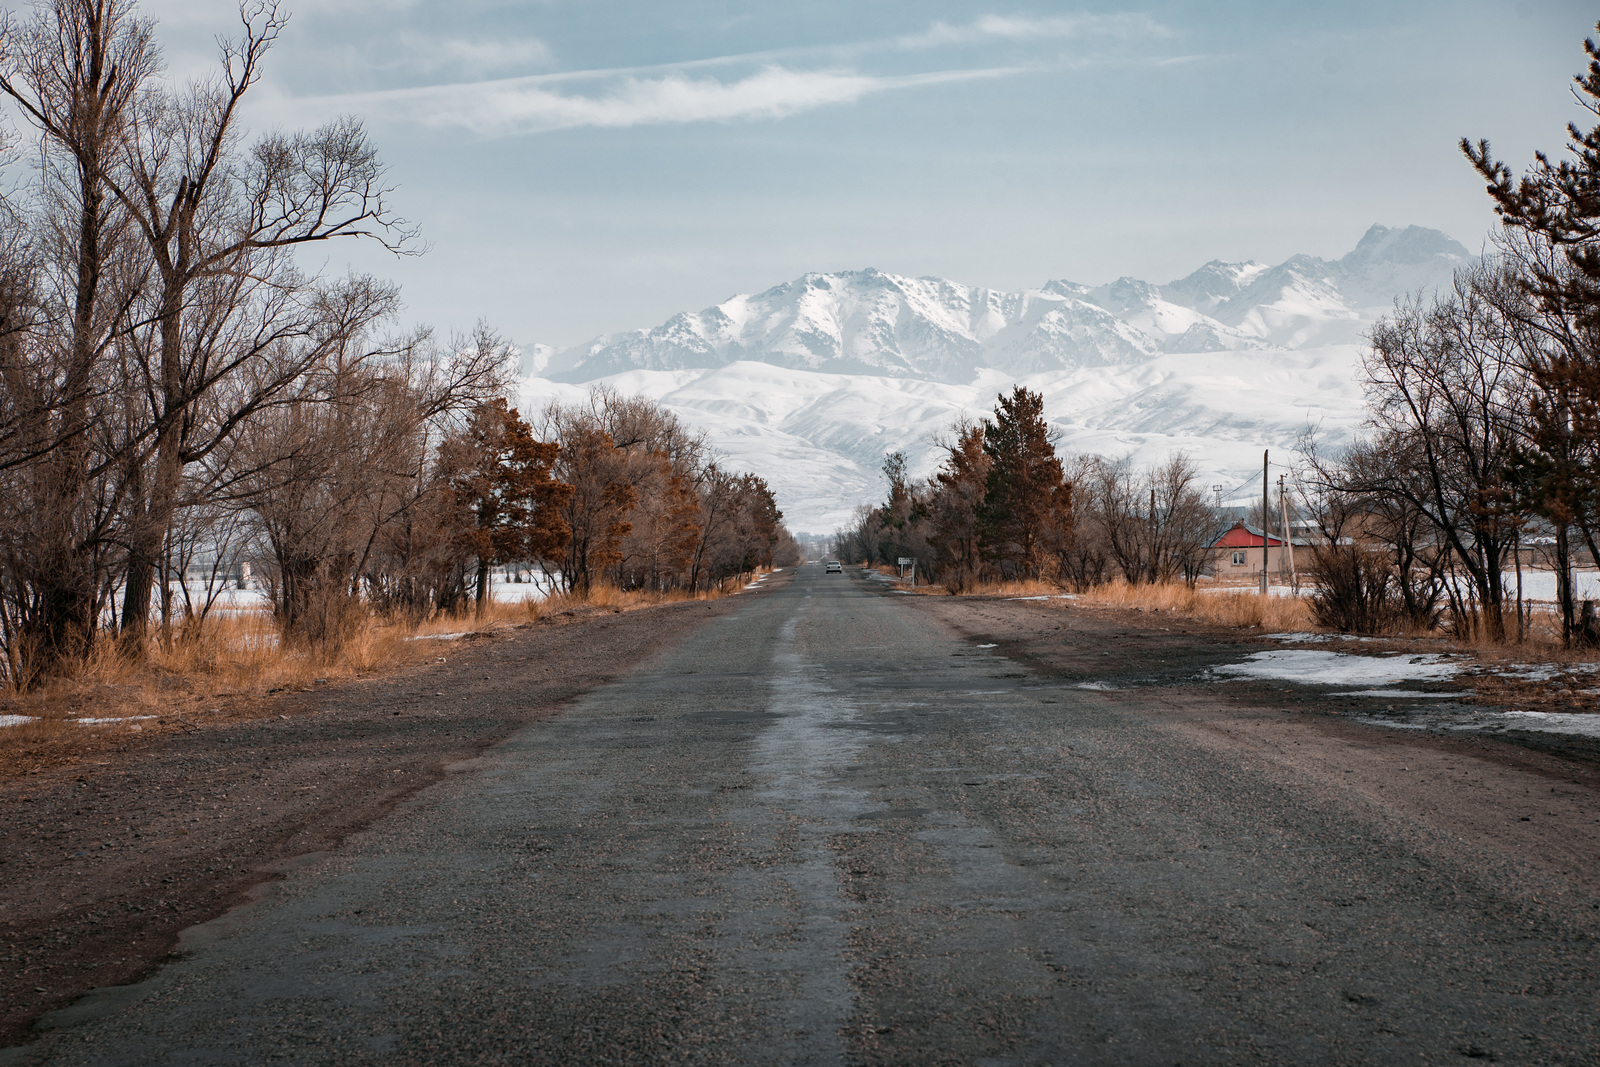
[0,572,769,771]
[917,572,1314,629]
[925,576,1062,598]
[1080,579,1316,630]
[0,609,425,766]
[519,573,755,619]
[1073,579,1316,631]
[1440,603,1584,658]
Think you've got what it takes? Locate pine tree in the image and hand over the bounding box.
[928,422,991,591]
[1465,23,1600,643]
[976,387,1070,580]
[1465,23,1600,331]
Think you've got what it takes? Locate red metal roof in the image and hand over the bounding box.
[1213,522,1284,548]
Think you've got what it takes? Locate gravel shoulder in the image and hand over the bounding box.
[0,594,746,1046]
[906,592,1600,900]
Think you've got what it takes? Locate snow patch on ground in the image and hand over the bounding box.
[75,715,158,725]
[1491,662,1600,682]
[1495,710,1600,739]
[1198,584,1306,598]
[1359,707,1600,741]
[1213,649,1461,686]
[1333,689,1472,699]
[0,715,36,728]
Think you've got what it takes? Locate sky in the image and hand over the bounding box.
[103,1,1600,350]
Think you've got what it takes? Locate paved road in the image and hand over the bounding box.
[19,567,1599,1064]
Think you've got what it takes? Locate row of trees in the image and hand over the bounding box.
[0,0,792,688]
[836,387,1218,592]
[1302,21,1600,645]
[0,0,479,682]
[301,385,794,641]
[532,388,796,597]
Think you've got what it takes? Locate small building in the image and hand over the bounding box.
[1210,522,1307,580]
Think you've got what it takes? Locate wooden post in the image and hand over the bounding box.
[1261,450,1269,596]
[1279,474,1296,589]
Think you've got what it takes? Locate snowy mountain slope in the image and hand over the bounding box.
[517,347,1368,533]
[544,225,1470,384]
[519,225,1469,531]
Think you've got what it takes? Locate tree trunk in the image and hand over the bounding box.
[1555,524,1574,647]
[120,265,189,646]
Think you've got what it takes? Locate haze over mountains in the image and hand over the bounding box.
[518,225,1476,532]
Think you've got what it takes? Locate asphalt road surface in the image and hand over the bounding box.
[16,566,1599,1064]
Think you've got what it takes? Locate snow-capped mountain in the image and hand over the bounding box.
[520,225,1474,532]
[541,225,1471,384]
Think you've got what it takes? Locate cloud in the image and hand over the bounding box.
[285,65,1016,136]
[898,12,1170,50]
[251,10,1174,138]
[397,34,554,75]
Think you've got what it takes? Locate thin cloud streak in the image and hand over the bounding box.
[896,12,1170,50]
[280,65,1022,136]
[252,10,1174,137]
[404,34,554,74]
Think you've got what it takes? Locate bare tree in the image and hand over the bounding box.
[1085,454,1214,586]
[1358,265,1529,640]
[1480,231,1600,644]
[224,302,504,645]
[1054,453,1110,591]
[0,0,157,673]
[111,2,416,645]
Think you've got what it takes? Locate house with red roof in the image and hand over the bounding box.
[1210,521,1308,581]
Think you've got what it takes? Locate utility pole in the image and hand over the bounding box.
[1261,449,1270,596]
[1279,474,1296,589]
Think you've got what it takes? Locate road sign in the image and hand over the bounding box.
[897,557,914,566]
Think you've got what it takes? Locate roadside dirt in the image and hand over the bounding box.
[0,594,743,1046]
[909,593,1600,903]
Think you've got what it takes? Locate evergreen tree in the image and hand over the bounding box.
[976,387,1070,580]
[928,422,990,591]
[1466,22,1600,642]
[876,451,917,565]
[1465,22,1600,332]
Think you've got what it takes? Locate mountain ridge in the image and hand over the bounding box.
[535,224,1472,385]
[518,225,1474,530]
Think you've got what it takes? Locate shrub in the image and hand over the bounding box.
[1307,545,1401,634]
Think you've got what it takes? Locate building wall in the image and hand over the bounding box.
[1209,543,1299,580]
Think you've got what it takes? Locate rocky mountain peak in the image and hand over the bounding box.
[540,226,1473,385]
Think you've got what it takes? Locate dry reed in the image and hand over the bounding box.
[1076,580,1315,630]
